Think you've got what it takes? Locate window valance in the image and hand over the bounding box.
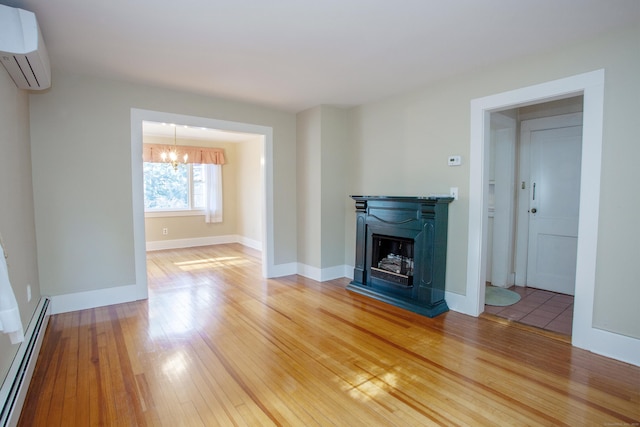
[143,144,226,165]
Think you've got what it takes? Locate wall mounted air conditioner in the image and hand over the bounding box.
[0,4,51,90]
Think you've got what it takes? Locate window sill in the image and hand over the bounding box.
[145,210,205,218]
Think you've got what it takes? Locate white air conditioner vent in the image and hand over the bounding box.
[0,5,51,90]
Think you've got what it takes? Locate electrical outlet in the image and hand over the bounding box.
[450,187,459,200]
[447,155,462,166]
[162,227,168,235]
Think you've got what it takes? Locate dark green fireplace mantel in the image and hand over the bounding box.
[348,195,453,318]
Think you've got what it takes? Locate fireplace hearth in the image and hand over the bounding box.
[348,195,453,317]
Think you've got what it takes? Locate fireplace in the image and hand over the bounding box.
[371,234,414,287]
[348,196,453,317]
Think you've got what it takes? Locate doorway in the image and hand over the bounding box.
[466,70,605,351]
[486,101,582,335]
[141,121,264,251]
[130,109,275,302]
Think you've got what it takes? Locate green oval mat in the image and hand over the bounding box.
[485,286,521,307]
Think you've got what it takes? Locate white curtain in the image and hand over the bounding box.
[0,237,24,344]
[205,164,223,223]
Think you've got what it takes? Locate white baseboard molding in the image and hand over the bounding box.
[146,235,240,251]
[237,236,262,251]
[50,284,141,315]
[444,291,468,314]
[586,327,640,367]
[296,263,348,282]
[344,265,354,280]
[266,262,297,278]
[1,297,50,427]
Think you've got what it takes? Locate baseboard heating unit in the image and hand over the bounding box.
[0,297,50,427]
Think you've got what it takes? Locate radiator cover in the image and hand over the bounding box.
[0,297,50,427]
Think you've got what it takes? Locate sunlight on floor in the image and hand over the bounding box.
[174,256,249,271]
[162,350,189,381]
[346,372,398,403]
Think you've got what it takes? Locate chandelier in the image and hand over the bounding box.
[161,125,188,171]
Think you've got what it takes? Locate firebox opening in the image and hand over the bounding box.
[371,234,414,287]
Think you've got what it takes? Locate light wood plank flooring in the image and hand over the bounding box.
[18,244,640,426]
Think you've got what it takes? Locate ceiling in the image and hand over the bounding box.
[143,121,259,142]
[4,0,640,113]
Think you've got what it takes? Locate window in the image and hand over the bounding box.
[143,163,206,212]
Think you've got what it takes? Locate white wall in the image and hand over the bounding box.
[296,107,322,268]
[297,105,349,278]
[0,68,42,386]
[320,106,348,269]
[346,23,640,339]
[28,72,296,298]
[236,136,263,245]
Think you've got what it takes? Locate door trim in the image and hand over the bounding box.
[489,112,517,288]
[463,70,640,364]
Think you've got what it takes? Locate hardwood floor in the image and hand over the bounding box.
[18,244,640,426]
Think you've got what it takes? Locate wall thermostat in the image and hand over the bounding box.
[448,155,462,166]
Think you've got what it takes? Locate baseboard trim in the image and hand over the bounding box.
[297,263,349,282]
[587,327,640,367]
[443,291,468,314]
[146,235,240,251]
[237,236,261,251]
[50,284,141,315]
[0,297,50,427]
[267,262,297,278]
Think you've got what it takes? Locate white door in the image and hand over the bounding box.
[520,114,582,295]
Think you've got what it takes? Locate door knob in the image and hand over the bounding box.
[531,208,537,213]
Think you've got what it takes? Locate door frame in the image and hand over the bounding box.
[465,70,603,352]
[488,112,517,288]
[130,108,275,302]
[515,112,583,290]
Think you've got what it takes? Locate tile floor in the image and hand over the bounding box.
[484,285,574,335]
